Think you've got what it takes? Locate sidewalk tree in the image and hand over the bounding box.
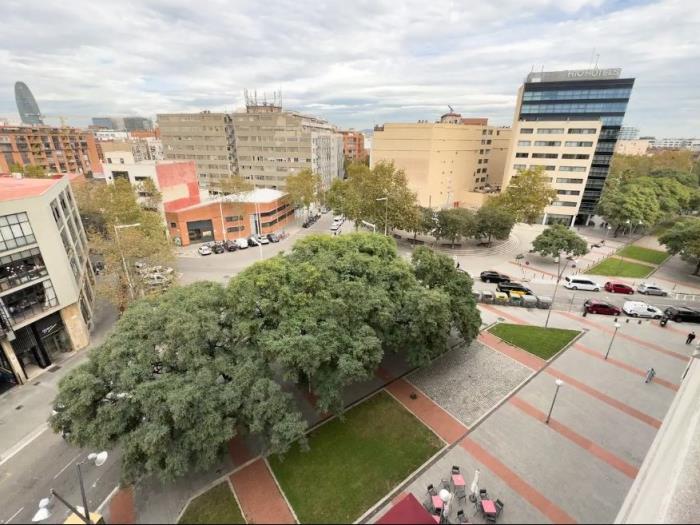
[49,283,307,483]
[285,168,320,217]
[491,167,556,224]
[659,218,700,275]
[532,224,589,285]
[411,246,481,343]
[474,204,516,245]
[211,174,254,196]
[434,208,474,247]
[596,180,661,235]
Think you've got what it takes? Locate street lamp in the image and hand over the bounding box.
[545,253,571,328]
[376,196,388,236]
[545,379,564,424]
[114,223,141,300]
[32,451,109,524]
[605,320,621,360]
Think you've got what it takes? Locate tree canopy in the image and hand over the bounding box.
[596,178,662,235]
[659,218,700,275]
[285,168,320,212]
[490,167,556,224]
[434,208,475,247]
[474,204,516,245]
[532,224,589,259]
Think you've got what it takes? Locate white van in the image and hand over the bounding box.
[235,238,249,249]
[622,301,663,319]
[564,276,601,291]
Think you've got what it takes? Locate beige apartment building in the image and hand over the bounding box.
[370,114,511,209]
[157,112,235,188]
[614,139,651,156]
[231,103,343,191]
[502,120,602,226]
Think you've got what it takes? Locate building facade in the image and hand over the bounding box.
[340,130,367,161]
[614,139,651,156]
[371,115,512,209]
[1,175,95,392]
[123,117,153,132]
[649,137,700,151]
[231,104,344,191]
[165,188,294,246]
[515,67,634,222]
[0,125,101,176]
[618,126,639,140]
[158,112,236,189]
[503,120,602,225]
[14,82,44,126]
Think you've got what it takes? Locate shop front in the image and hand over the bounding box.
[9,312,72,381]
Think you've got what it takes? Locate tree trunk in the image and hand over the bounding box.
[694,259,700,276]
[487,233,492,246]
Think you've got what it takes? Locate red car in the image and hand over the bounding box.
[584,299,622,316]
[604,281,634,295]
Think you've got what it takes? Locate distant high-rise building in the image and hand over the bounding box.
[340,130,367,161]
[91,117,118,129]
[618,126,639,140]
[14,82,44,125]
[513,67,635,222]
[123,117,153,132]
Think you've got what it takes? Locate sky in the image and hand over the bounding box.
[0,0,698,137]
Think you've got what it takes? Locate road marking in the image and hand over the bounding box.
[53,452,82,479]
[5,507,24,523]
[96,484,120,514]
[0,424,48,468]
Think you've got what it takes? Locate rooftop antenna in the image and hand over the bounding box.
[448,105,454,113]
[589,48,596,69]
[594,53,600,69]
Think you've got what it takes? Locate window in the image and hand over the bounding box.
[559,166,587,172]
[562,154,590,160]
[557,189,581,195]
[532,153,558,159]
[531,165,556,171]
[515,152,529,158]
[517,140,531,147]
[520,128,534,134]
[568,128,597,134]
[225,215,243,222]
[565,141,593,147]
[550,201,578,207]
[520,102,628,114]
[0,247,47,292]
[556,178,584,184]
[170,222,177,228]
[522,88,632,101]
[537,128,564,134]
[513,164,526,170]
[226,226,244,233]
[0,213,35,251]
[534,141,561,147]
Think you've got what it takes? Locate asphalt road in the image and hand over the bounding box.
[0,430,122,524]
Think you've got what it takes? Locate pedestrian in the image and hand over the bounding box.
[456,261,461,269]
[644,367,656,383]
[686,331,696,345]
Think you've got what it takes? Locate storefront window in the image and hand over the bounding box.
[0,212,36,252]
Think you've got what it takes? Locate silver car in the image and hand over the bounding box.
[637,283,668,296]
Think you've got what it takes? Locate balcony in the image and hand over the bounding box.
[1,280,58,326]
[0,248,48,293]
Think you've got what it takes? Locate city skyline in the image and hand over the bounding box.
[0,0,698,136]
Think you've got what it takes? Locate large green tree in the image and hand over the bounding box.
[491,167,556,224]
[532,224,589,261]
[285,168,321,216]
[434,208,474,247]
[659,218,700,275]
[50,283,307,483]
[596,179,662,235]
[411,246,482,343]
[474,204,516,246]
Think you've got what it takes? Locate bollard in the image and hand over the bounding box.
[626,318,630,323]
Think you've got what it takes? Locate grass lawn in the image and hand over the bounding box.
[617,245,669,265]
[178,482,245,524]
[269,391,442,524]
[587,257,655,278]
[488,323,580,360]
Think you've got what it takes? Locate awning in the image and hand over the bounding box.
[376,493,436,524]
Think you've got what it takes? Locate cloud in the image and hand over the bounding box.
[0,0,697,136]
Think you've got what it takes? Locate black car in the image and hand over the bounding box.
[664,306,700,323]
[267,233,280,243]
[224,240,238,252]
[211,243,225,254]
[496,282,533,295]
[480,271,511,284]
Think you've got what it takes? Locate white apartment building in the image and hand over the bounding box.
[650,137,700,151]
[503,120,602,226]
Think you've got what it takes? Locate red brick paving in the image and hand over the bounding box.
[478,330,546,371]
[230,458,296,524]
[228,433,256,467]
[385,378,467,444]
[556,311,689,362]
[479,303,530,325]
[507,260,559,278]
[460,437,576,524]
[509,396,639,479]
[544,368,662,429]
[108,486,136,525]
[573,343,679,391]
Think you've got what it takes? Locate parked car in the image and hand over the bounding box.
[330,223,340,232]
[302,220,312,228]
[604,281,634,294]
[563,276,601,291]
[622,301,664,319]
[248,236,261,246]
[197,245,212,256]
[235,238,249,249]
[584,299,621,316]
[496,282,533,296]
[663,306,700,323]
[267,233,280,243]
[480,271,511,284]
[257,235,270,245]
[224,240,238,252]
[211,243,225,254]
[143,274,172,287]
[637,283,668,296]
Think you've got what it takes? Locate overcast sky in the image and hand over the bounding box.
[1,0,698,137]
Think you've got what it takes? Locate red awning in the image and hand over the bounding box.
[377,493,436,524]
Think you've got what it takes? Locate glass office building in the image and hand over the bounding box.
[517,68,635,223]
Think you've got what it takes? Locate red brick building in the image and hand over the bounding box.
[340,130,366,161]
[165,188,294,246]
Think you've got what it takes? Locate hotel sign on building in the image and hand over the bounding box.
[527,68,622,83]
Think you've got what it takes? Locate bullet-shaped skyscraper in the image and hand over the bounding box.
[14,81,44,125]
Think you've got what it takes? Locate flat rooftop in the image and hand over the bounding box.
[0,173,79,202]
